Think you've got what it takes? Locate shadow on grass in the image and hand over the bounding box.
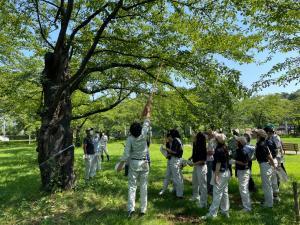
[28,207,163,225]
[0,147,42,210]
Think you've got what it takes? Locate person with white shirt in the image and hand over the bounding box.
[100,132,110,161]
[119,97,152,218]
[93,131,101,171]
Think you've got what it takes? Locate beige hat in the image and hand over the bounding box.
[215,133,226,144]
[235,136,247,146]
[256,129,267,138]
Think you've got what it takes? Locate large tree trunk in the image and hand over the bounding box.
[37,51,75,191]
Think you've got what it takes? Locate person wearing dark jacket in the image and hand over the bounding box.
[243,133,257,192]
[190,132,207,208]
[235,136,252,212]
[202,133,230,219]
[83,128,96,180]
[255,129,276,208]
[265,125,280,202]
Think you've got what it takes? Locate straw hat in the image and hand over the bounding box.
[215,133,226,144]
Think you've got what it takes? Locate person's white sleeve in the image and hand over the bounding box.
[141,119,150,137]
[121,137,131,161]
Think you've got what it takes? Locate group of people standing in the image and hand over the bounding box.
[159,125,286,219]
[83,129,110,180]
[111,96,286,219]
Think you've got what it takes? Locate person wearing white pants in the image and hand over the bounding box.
[203,133,230,220]
[93,131,101,171]
[264,125,279,200]
[120,97,152,218]
[235,136,252,212]
[159,134,175,195]
[191,167,200,201]
[100,133,110,161]
[190,132,207,208]
[265,125,281,201]
[165,129,184,198]
[159,158,174,194]
[83,128,96,180]
[255,129,276,208]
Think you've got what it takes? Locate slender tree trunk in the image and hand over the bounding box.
[37,51,75,191]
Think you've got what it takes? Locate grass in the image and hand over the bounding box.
[0,140,299,225]
[282,138,300,145]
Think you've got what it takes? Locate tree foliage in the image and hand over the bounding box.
[235,94,293,128]
[233,0,300,89]
[1,0,262,115]
[2,0,296,190]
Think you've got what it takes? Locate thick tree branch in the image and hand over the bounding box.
[82,62,195,108]
[78,84,144,95]
[69,0,124,91]
[93,49,161,60]
[34,0,55,50]
[67,3,110,50]
[55,0,73,51]
[72,91,131,120]
[83,63,156,76]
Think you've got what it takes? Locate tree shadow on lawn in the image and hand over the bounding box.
[0,173,42,207]
[0,147,43,211]
[27,206,162,225]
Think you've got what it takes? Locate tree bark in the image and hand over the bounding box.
[37,51,75,191]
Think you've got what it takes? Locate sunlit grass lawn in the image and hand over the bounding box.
[0,140,299,225]
[282,137,300,146]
